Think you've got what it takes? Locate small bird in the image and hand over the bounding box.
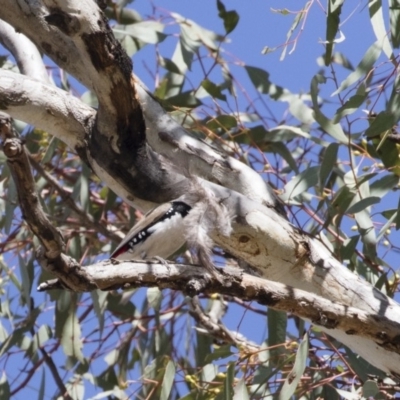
[111,200,191,261]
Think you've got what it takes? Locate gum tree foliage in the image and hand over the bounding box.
[0,1,400,399]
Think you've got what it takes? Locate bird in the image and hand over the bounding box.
[110,200,192,261]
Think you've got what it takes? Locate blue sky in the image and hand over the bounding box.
[131,1,377,102]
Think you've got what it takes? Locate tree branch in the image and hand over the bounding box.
[35,259,400,364]
[0,19,49,83]
[28,153,122,243]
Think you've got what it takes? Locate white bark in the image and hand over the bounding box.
[37,259,400,375]
[135,82,280,209]
[0,19,49,83]
[0,70,91,149]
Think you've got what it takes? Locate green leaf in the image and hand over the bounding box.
[38,369,46,400]
[0,372,10,400]
[245,67,314,123]
[369,0,393,58]
[362,380,380,398]
[91,290,108,334]
[105,7,142,24]
[340,235,360,261]
[333,91,367,123]
[381,208,397,220]
[217,0,239,34]
[106,292,136,319]
[172,12,222,50]
[280,7,305,60]
[369,174,399,197]
[355,209,377,258]
[201,363,218,384]
[269,142,299,173]
[269,125,312,141]
[344,346,385,381]
[174,23,201,71]
[311,75,348,143]
[147,287,162,309]
[220,362,235,400]
[332,41,382,96]
[164,91,202,109]
[115,21,167,44]
[0,326,31,357]
[34,324,52,348]
[245,66,284,98]
[160,360,175,400]
[324,0,344,65]
[80,163,90,212]
[4,178,16,234]
[158,57,182,74]
[389,0,400,48]
[201,79,227,101]
[365,111,396,138]
[268,309,287,362]
[205,344,233,363]
[206,115,237,131]
[195,330,213,367]
[332,52,354,70]
[61,308,84,362]
[397,196,400,230]
[319,143,338,189]
[0,259,21,292]
[18,254,31,307]
[233,377,250,400]
[281,166,320,201]
[377,209,397,242]
[279,333,309,400]
[42,136,60,164]
[0,322,7,343]
[346,196,380,214]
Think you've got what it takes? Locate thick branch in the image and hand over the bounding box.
[0,2,283,212]
[0,70,93,150]
[0,19,49,83]
[0,115,64,259]
[136,82,283,211]
[37,259,400,369]
[0,114,96,290]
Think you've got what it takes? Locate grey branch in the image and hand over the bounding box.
[35,258,400,361]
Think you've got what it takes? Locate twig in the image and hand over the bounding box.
[28,153,122,243]
[189,295,259,352]
[0,113,95,291]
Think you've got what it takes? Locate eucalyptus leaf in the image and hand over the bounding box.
[217,0,239,34]
[61,308,84,362]
[201,79,227,101]
[332,41,382,96]
[346,196,380,214]
[311,75,348,143]
[160,360,175,400]
[0,372,10,400]
[279,333,309,400]
[281,166,319,201]
[319,143,338,189]
[324,0,344,65]
[268,309,287,362]
[233,377,250,400]
[369,0,393,58]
